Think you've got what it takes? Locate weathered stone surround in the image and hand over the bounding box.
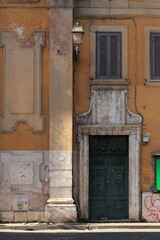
[76,86,142,220]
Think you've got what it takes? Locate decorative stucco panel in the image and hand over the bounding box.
[76,86,142,126]
[0,31,45,132]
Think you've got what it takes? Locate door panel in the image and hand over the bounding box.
[91,170,106,196]
[89,155,108,219]
[89,136,128,220]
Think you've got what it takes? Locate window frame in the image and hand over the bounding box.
[90,25,128,85]
[96,32,122,80]
[150,32,160,80]
[145,26,160,86]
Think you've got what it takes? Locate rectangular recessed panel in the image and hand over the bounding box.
[10,48,34,114]
[91,170,106,197]
[111,200,127,211]
[109,200,128,219]
[10,162,33,185]
[90,200,107,220]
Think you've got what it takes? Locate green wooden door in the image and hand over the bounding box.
[89,136,128,220]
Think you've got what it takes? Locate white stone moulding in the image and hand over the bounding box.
[0,31,45,132]
[75,0,160,17]
[76,85,142,220]
[76,86,142,126]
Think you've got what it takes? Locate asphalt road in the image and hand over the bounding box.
[1,232,160,240]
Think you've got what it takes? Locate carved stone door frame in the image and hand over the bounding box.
[78,125,141,220]
[76,85,142,220]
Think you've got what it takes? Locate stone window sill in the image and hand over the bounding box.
[89,79,128,86]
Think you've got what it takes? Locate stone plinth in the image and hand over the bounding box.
[45,203,77,223]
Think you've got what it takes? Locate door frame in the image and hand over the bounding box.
[78,125,141,220]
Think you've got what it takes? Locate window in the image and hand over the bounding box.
[144,26,160,86]
[150,32,160,80]
[96,32,122,79]
[90,25,128,84]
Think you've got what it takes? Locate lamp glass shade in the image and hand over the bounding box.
[72,32,84,45]
[72,23,84,46]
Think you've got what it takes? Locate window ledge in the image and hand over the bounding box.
[145,79,160,86]
[89,79,128,86]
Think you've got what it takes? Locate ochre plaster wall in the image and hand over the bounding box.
[73,18,160,193]
[0,0,49,150]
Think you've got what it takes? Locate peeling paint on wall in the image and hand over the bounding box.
[10,24,25,39]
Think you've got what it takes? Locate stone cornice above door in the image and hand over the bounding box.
[76,85,142,126]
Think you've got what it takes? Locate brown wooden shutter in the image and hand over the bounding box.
[150,33,160,79]
[96,32,121,79]
[110,34,121,79]
[97,34,108,78]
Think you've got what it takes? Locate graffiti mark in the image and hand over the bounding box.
[144,193,160,221]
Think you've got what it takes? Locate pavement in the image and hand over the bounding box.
[0,222,160,231]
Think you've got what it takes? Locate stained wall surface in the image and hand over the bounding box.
[1,0,160,222]
[74,0,160,221]
[0,0,50,222]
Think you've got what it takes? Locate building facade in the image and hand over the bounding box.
[0,0,160,222]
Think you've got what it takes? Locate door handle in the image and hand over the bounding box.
[116,179,121,188]
[106,177,109,184]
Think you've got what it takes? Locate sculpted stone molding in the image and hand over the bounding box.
[76,90,94,125]
[76,85,142,126]
[0,31,45,132]
[76,85,142,220]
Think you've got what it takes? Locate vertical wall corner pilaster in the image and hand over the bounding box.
[45,1,77,223]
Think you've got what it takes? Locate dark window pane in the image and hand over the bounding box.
[155,36,160,76]
[111,36,118,76]
[99,36,107,77]
[150,33,160,79]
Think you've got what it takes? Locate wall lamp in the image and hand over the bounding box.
[71,23,84,56]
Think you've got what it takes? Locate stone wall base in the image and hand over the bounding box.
[0,211,45,222]
[45,204,77,223]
